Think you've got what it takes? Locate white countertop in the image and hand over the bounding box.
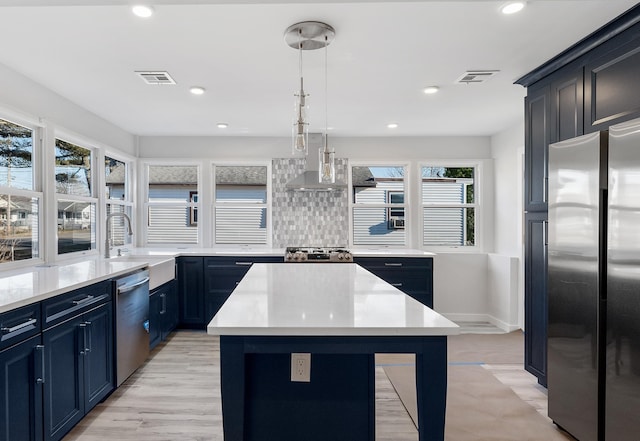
[207,263,458,337]
[0,247,435,314]
[0,258,150,313]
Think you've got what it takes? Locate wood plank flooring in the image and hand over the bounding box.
[64,331,418,441]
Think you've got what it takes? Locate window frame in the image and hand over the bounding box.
[141,160,202,247]
[53,133,99,259]
[0,108,46,264]
[0,113,43,267]
[211,161,272,248]
[348,161,410,248]
[418,160,481,251]
[104,151,135,251]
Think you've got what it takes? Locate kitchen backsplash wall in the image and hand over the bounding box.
[272,158,349,247]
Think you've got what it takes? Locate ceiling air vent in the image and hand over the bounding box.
[135,71,177,85]
[456,70,500,84]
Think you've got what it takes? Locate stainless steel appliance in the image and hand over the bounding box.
[548,118,640,441]
[285,247,353,262]
[114,270,150,386]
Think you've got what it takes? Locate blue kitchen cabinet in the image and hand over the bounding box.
[150,280,178,350]
[204,256,282,323]
[42,283,114,441]
[354,257,433,308]
[0,303,44,441]
[178,255,281,329]
[177,257,205,328]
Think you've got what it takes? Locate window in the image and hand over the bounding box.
[213,165,268,245]
[145,164,199,245]
[0,118,40,264]
[105,155,133,249]
[421,165,476,247]
[351,165,406,246]
[55,138,96,254]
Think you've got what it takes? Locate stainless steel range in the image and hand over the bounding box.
[285,247,353,263]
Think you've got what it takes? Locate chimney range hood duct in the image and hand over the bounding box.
[286,133,347,191]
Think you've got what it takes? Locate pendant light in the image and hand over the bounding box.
[293,29,309,155]
[285,22,335,157]
[319,33,335,184]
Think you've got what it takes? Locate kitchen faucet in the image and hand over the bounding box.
[105,212,133,258]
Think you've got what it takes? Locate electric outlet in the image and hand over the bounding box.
[291,353,311,382]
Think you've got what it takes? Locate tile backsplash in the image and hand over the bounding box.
[272,158,349,247]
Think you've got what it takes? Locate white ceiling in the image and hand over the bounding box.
[0,0,636,137]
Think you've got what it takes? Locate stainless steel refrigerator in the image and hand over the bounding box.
[548,118,640,441]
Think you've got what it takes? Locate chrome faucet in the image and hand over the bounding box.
[105,212,133,258]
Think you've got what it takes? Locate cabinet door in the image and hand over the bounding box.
[524,84,550,212]
[524,212,548,386]
[0,335,43,441]
[149,291,162,350]
[161,281,179,340]
[177,257,205,328]
[83,302,114,411]
[585,34,640,132]
[43,316,85,441]
[550,69,584,142]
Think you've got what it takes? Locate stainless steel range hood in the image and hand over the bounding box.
[285,133,347,191]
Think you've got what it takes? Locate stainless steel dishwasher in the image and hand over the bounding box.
[115,269,150,386]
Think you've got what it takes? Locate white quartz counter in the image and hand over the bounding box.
[207,263,457,337]
[0,247,435,314]
[0,258,151,313]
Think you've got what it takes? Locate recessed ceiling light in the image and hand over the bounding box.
[501,1,525,15]
[190,86,205,95]
[217,123,229,129]
[423,86,439,95]
[387,123,398,129]
[132,5,154,18]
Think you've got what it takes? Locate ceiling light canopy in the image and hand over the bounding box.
[423,86,440,94]
[131,5,154,18]
[501,1,526,15]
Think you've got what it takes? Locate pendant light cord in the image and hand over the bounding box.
[324,34,329,152]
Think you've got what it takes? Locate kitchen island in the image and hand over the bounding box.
[207,263,459,441]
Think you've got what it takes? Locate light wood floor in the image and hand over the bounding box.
[64,330,550,441]
[64,331,418,441]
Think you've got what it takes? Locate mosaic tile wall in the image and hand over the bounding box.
[272,158,349,247]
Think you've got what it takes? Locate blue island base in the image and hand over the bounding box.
[219,335,448,441]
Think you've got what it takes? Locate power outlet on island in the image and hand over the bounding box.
[291,353,311,382]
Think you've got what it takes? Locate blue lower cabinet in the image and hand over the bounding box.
[354,257,434,308]
[0,334,44,441]
[150,280,178,350]
[149,291,162,350]
[178,256,281,329]
[43,315,85,441]
[43,301,114,441]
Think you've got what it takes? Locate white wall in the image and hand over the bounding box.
[138,135,492,160]
[0,63,136,156]
[490,122,525,330]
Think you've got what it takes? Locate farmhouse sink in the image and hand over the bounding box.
[109,255,175,290]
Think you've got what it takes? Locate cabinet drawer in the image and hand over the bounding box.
[0,303,41,351]
[204,256,282,270]
[354,257,432,271]
[42,281,112,329]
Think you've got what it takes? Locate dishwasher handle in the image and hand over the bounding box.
[117,277,150,294]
